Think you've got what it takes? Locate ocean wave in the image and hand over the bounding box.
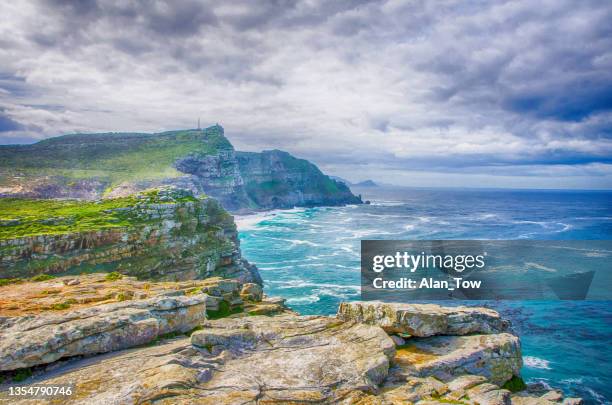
[352,229,395,238]
[235,207,310,230]
[523,356,552,370]
[313,286,359,299]
[363,213,406,218]
[286,239,320,247]
[267,279,360,292]
[305,252,341,260]
[478,213,499,220]
[258,236,321,248]
[369,200,405,206]
[584,387,607,404]
[286,295,320,304]
[525,262,558,273]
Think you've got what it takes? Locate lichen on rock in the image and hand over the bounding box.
[337,301,510,337]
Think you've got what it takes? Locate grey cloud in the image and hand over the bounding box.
[1,0,611,188]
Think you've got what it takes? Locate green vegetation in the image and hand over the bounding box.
[0,278,22,286]
[0,126,231,189]
[115,292,128,301]
[12,368,32,382]
[30,274,56,282]
[207,301,242,320]
[502,375,527,392]
[105,271,123,281]
[0,189,198,240]
[50,302,71,310]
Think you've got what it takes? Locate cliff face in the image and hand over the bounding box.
[237,150,362,209]
[0,125,361,212]
[0,189,261,283]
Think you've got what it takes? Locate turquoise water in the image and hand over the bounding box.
[237,187,612,404]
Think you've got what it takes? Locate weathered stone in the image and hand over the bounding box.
[337,301,509,337]
[392,333,521,385]
[191,328,257,350]
[390,334,406,346]
[0,274,258,317]
[378,376,449,403]
[541,390,564,402]
[240,282,263,301]
[447,374,488,391]
[0,294,209,371]
[245,301,287,316]
[0,315,395,404]
[466,383,511,405]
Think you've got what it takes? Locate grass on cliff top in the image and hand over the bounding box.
[0,126,231,187]
[0,190,198,240]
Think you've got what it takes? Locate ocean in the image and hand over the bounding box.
[236,187,612,404]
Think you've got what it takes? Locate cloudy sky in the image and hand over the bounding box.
[1,0,611,189]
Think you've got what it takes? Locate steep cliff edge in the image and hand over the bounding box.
[0,125,361,212]
[236,150,361,209]
[0,188,260,283]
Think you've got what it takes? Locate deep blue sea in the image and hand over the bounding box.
[237,187,612,404]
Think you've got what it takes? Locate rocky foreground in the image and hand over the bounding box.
[0,276,581,404]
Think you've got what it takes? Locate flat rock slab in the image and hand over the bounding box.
[391,333,522,386]
[337,301,509,337]
[1,315,395,404]
[0,274,246,317]
[0,294,208,371]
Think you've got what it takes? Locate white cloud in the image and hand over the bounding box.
[0,0,610,188]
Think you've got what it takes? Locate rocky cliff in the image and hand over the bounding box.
[0,188,260,283]
[0,125,361,212]
[0,279,581,404]
[236,150,361,209]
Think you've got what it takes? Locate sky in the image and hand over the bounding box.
[0,0,611,189]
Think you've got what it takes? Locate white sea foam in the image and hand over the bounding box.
[556,223,572,232]
[525,262,558,273]
[584,387,607,404]
[523,356,552,370]
[234,207,309,230]
[479,213,499,219]
[286,239,320,247]
[583,251,609,258]
[313,287,359,299]
[268,279,360,292]
[370,200,405,206]
[286,295,320,304]
[351,229,394,238]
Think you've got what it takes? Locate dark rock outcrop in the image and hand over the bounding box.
[236,150,362,209]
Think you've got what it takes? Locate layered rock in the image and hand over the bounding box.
[391,333,522,385]
[0,315,395,404]
[0,273,283,373]
[0,188,261,283]
[0,274,249,317]
[0,294,209,371]
[0,295,581,405]
[337,301,509,337]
